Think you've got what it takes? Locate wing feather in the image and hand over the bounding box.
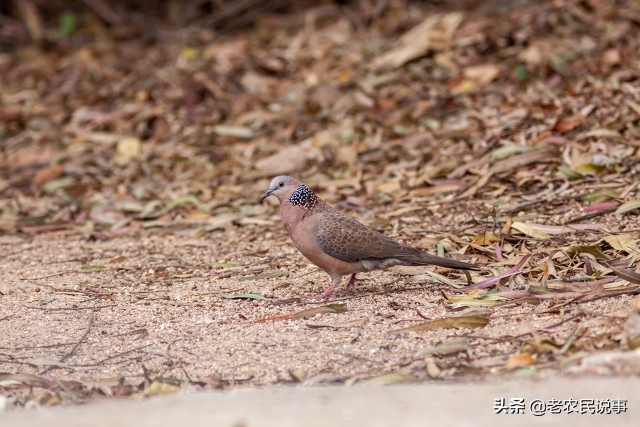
[315,207,418,263]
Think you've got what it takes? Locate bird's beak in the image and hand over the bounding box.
[260,189,274,201]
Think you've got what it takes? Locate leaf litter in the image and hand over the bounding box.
[1,0,640,411]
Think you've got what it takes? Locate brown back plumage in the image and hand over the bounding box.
[315,204,478,270]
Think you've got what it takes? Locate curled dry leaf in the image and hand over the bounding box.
[604,234,638,253]
[469,255,531,289]
[615,199,640,215]
[255,304,347,323]
[505,353,536,369]
[388,316,489,334]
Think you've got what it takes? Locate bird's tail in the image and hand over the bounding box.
[404,252,479,270]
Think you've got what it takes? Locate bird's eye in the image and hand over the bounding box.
[279,182,284,187]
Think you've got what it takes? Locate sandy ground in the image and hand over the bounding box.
[1,228,638,404]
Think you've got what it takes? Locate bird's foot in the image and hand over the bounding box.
[345,274,364,292]
[307,284,337,301]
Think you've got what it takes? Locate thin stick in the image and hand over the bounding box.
[22,304,117,311]
[41,313,95,374]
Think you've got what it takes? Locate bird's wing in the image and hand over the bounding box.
[315,207,417,263]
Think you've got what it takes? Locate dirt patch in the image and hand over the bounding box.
[1,219,639,408]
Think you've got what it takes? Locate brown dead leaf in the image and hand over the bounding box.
[450,64,501,94]
[472,232,501,245]
[505,353,536,368]
[510,222,551,238]
[606,265,640,285]
[255,304,347,323]
[372,12,464,68]
[624,298,640,349]
[253,145,322,178]
[388,316,489,334]
[114,137,142,165]
[553,115,585,133]
[32,164,64,189]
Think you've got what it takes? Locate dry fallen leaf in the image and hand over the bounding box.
[360,371,418,386]
[253,145,322,178]
[388,316,489,334]
[372,12,463,68]
[510,222,551,238]
[114,137,141,165]
[505,353,536,368]
[604,234,638,253]
[624,298,640,349]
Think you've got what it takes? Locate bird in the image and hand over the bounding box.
[261,176,479,300]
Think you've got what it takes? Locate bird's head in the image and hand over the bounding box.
[261,176,303,203]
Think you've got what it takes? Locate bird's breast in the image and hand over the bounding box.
[280,206,357,275]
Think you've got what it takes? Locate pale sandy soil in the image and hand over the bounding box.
[1,225,638,400]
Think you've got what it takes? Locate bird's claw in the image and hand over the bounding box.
[307,284,337,301]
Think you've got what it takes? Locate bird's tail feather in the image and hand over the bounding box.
[404,252,479,270]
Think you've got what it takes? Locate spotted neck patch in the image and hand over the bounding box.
[288,184,319,210]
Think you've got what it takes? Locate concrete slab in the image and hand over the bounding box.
[2,378,639,427]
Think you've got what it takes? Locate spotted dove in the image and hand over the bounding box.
[262,176,478,300]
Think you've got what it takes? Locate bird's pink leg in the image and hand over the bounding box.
[346,274,367,291]
[308,284,338,301]
[308,274,342,301]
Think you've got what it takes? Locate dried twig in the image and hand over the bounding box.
[40,313,95,374]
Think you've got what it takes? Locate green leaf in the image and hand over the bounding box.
[515,63,527,81]
[42,177,75,194]
[579,189,617,202]
[615,199,640,215]
[59,12,77,36]
[573,162,605,175]
[40,293,56,306]
[513,367,537,376]
[568,245,608,260]
[480,289,500,297]
[181,46,199,61]
[491,144,533,160]
[213,262,239,268]
[81,265,106,270]
[141,220,167,228]
[143,379,181,397]
[325,303,348,313]
[558,166,582,179]
[116,201,145,213]
[292,304,347,319]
